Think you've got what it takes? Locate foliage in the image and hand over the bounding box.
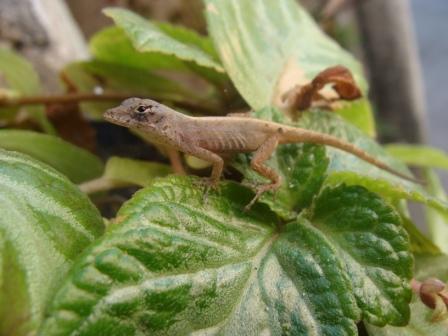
[0,0,447,335]
[0,48,54,133]
[0,150,103,335]
[0,130,103,183]
[39,177,411,335]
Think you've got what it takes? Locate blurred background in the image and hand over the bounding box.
[0,0,446,183]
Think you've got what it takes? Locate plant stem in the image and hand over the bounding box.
[0,93,132,107]
[0,92,220,115]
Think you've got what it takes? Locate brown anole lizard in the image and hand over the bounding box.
[104,98,418,208]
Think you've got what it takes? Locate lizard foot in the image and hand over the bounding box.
[196,177,219,205]
[241,180,263,190]
[244,184,275,211]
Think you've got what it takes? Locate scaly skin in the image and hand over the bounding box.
[104,98,418,208]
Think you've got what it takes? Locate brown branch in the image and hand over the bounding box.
[0,92,135,107]
[0,92,220,115]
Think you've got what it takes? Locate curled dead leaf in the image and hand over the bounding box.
[282,65,362,111]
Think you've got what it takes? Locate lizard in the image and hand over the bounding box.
[104,98,419,209]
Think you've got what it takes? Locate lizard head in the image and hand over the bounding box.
[104,98,169,130]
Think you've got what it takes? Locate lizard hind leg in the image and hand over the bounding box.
[245,134,282,211]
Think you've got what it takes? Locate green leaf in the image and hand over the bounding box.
[0,130,103,183]
[90,25,227,88]
[104,157,171,186]
[295,110,448,215]
[204,0,366,111]
[366,254,448,335]
[385,144,448,170]
[0,47,54,134]
[155,22,229,86]
[40,177,413,335]
[63,61,218,118]
[424,170,448,254]
[400,213,441,256]
[336,99,376,137]
[308,184,413,326]
[0,149,104,336]
[103,8,224,73]
[79,157,172,194]
[156,22,220,61]
[90,27,188,72]
[234,137,329,219]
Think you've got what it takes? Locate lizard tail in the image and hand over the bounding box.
[284,128,421,184]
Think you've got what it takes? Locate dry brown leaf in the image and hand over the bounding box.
[282,65,362,112]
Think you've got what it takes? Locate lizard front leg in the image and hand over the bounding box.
[186,146,224,187]
[246,134,282,210]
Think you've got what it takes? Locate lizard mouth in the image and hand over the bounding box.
[103,108,127,126]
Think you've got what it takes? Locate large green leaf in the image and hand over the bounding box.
[0,150,104,336]
[203,0,366,110]
[103,8,224,73]
[385,144,448,170]
[0,130,103,183]
[366,254,448,335]
[40,177,412,335]
[0,48,54,133]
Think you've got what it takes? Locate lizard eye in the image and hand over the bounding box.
[136,105,147,113]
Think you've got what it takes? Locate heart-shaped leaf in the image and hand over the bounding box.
[0,130,103,183]
[0,150,104,336]
[40,176,412,335]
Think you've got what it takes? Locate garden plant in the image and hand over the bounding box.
[0,0,447,335]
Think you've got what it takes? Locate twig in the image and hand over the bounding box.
[0,92,131,107]
[0,92,220,115]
